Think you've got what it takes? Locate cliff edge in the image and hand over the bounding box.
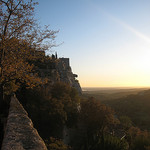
[56,57,82,94]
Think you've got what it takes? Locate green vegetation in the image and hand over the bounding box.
[17,82,80,139]
[83,88,150,150]
[83,88,149,101]
[83,88,150,130]
[94,134,129,150]
[45,137,71,150]
[102,90,150,130]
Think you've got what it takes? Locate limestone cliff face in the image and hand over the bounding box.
[2,96,47,150]
[56,58,82,94]
[37,56,82,94]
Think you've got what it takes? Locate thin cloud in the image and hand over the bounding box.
[90,1,150,44]
[108,14,150,44]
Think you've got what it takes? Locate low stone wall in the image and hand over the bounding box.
[2,96,47,150]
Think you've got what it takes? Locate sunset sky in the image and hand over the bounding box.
[36,0,150,87]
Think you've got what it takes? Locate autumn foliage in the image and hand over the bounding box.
[0,0,58,100]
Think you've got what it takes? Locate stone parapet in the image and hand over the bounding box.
[2,96,47,150]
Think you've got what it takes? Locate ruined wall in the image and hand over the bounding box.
[2,96,47,150]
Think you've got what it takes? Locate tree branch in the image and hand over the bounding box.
[8,21,30,38]
[14,0,22,10]
[3,11,12,36]
[0,0,11,11]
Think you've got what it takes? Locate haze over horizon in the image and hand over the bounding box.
[36,0,150,88]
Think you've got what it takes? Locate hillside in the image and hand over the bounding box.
[82,87,149,101]
[102,89,150,130]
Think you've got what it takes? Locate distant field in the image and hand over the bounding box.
[82,87,150,101]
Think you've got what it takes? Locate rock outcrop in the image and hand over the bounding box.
[37,55,82,94]
[56,58,82,94]
[2,96,47,150]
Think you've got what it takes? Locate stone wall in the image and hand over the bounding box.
[2,96,47,150]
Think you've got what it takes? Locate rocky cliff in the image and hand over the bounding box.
[56,58,82,94]
[38,56,82,94]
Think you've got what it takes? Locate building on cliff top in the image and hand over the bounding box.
[56,57,82,94]
[50,53,82,94]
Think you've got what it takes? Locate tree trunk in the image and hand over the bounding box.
[0,64,4,103]
[0,84,4,103]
